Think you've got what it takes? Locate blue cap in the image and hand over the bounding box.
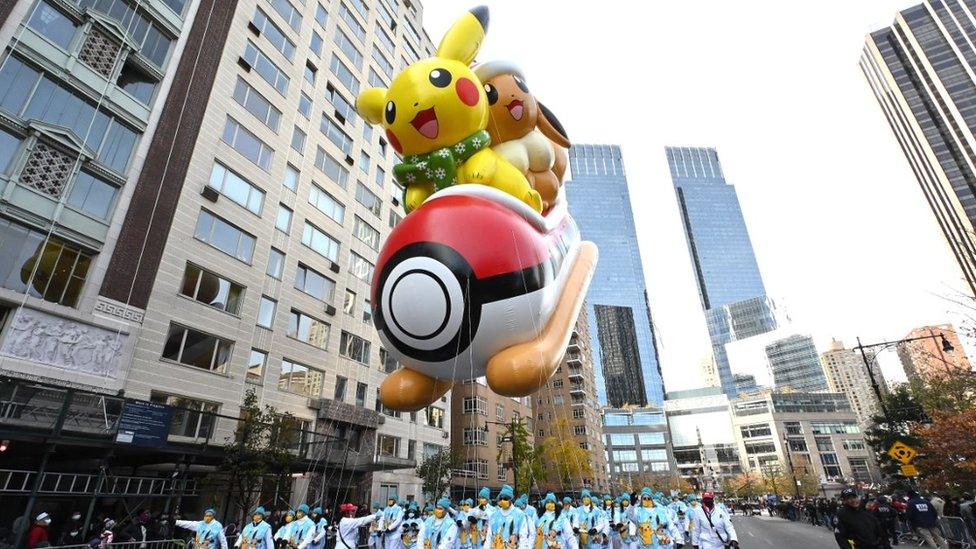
[286,510,295,517]
[312,507,322,515]
[620,493,631,503]
[253,507,266,517]
[479,487,491,499]
[372,502,382,510]
[297,504,310,514]
[543,493,557,505]
[424,504,434,513]
[498,485,514,500]
[462,499,473,506]
[562,497,573,505]
[437,497,451,509]
[409,502,419,510]
[580,489,591,499]
[603,494,612,502]
[640,487,652,498]
[204,508,216,516]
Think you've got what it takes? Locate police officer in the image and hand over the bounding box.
[871,496,899,547]
[834,488,886,549]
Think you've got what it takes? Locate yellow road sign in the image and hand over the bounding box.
[900,464,918,477]
[888,441,917,464]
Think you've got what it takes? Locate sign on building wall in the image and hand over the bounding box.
[116,400,173,447]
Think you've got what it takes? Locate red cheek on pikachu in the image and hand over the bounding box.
[456,78,479,106]
[386,129,403,154]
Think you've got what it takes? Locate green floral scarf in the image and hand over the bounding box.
[393,130,491,196]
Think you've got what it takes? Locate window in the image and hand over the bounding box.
[150,393,217,439]
[343,289,356,315]
[268,0,301,31]
[551,378,563,388]
[612,450,637,462]
[243,40,289,95]
[362,299,372,324]
[28,1,77,49]
[350,0,369,19]
[403,20,422,47]
[247,349,267,381]
[497,465,507,481]
[462,396,487,416]
[815,436,834,451]
[496,403,504,421]
[463,427,487,446]
[309,184,345,223]
[786,438,806,451]
[291,126,306,154]
[368,67,387,88]
[325,84,356,123]
[810,422,859,435]
[194,210,256,262]
[378,434,400,457]
[371,47,394,78]
[180,263,244,314]
[301,222,340,262]
[461,459,488,479]
[208,162,265,214]
[309,30,323,56]
[222,117,274,170]
[426,406,444,429]
[632,412,665,425]
[352,216,380,250]
[339,330,370,364]
[266,248,285,279]
[284,164,299,191]
[233,77,282,131]
[406,439,416,460]
[321,115,352,154]
[842,439,867,452]
[606,434,634,446]
[256,296,276,328]
[573,425,587,436]
[278,358,323,397]
[380,347,398,373]
[338,3,366,41]
[66,171,117,219]
[374,23,394,55]
[329,54,359,94]
[0,128,21,173]
[849,458,872,482]
[359,151,370,173]
[821,453,842,478]
[745,442,777,455]
[304,61,317,85]
[378,483,398,503]
[388,210,402,229]
[572,408,585,419]
[377,0,395,28]
[314,147,349,188]
[552,395,563,406]
[784,422,803,435]
[335,29,363,68]
[162,324,232,373]
[356,382,367,407]
[288,309,330,349]
[315,3,327,27]
[334,375,347,401]
[356,182,381,216]
[740,424,773,439]
[117,61,157,104]
[348,251,374,282]
[294,263,334,301]
[75,0,173,65]
[638,432,665,445]
[362,122,373,143]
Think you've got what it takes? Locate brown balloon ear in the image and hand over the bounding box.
[537,101,570,148]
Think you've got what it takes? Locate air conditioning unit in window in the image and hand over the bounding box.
[334,110,346,124]
[329,261,340,273]
[391,196,400,206]
[344,154,354,166]
[325,304,337,316]
[247,21,260,36]
[442,431,449,439]
[237,57,252,72]
[200,186,219,202]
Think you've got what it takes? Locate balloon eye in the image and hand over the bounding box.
[385,101,396,124]
[429,69,452,87]
[485,83,498,105]
[515,76,529,93]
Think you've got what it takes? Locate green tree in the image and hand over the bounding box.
[416,448,461,499]
[864,385,928,478]
[537,419,592,492]
[496,417,543,495]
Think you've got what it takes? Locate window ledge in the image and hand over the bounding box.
[158,357,230,378]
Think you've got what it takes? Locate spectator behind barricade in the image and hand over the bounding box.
[158,513,175,541]
[58,511,87,546]
[906,491,948,549]
[929,493,945,517]
[871,495,898,548]
[121,509,158,548]
[90,519,116,549]
[960,493,975,538]
[27,513,51,549]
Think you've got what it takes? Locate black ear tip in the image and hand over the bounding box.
[470,6,489,31]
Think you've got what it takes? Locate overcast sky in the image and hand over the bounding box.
[419,0,973,390]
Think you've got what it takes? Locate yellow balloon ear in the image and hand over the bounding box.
[356,87,387,125]
[436,6,488,65]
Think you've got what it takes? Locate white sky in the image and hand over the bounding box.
[419,0,973,391]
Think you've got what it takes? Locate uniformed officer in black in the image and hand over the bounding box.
[871,496,899,547]
[834,488,889,549]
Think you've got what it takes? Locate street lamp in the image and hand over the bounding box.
[782,434,801,499]
[484,418,521,492]
[854,333,955,424]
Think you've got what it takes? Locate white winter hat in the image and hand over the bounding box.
[36,513,50,521]
[472,60,525,82]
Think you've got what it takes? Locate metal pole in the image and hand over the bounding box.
[83,462,108,539]
[510,418,518,495]
[856,337,891,423]
[783,436,800,499]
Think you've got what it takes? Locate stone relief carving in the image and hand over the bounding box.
[0,308,126,378]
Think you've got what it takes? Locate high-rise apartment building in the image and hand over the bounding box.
[601,406,675,490]
[0,0,448,514]
[566,144,663,407]
[664,387,743,492]
[896,324,972,381]
[764,335,829,393]
[862,2,976,296]
[532,310,610,494]
[820,339,886,427]
[450,380,532,499]
[667,147,778,394]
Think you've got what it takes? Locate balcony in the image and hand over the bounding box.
[568,366,584,380]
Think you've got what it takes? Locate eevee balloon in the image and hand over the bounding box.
[355,7,543,214]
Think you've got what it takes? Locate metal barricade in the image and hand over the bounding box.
[48,540,187,549]
[940,516,973,549]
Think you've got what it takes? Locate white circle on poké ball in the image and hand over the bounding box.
[382,255,465,351]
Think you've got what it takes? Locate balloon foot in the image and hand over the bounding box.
[379,368,453,412]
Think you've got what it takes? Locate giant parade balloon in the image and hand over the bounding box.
[356,6,598,411]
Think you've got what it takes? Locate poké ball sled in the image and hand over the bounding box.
[371,184,597,411]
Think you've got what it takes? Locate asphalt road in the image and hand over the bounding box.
[726,514,837,548]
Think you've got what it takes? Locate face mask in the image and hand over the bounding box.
[434,509,445,519]
[702,498,714,508]
[498,499,511,510]
[582,498,591,506]
[461,505,470,512]
[641,499,653,508]
[389,500,396,507]
[478,498,488,506]
[285,516,294,524]
[297,512,306,520]
[204,517,213,524]
[622,501,629,508]
[44,520,52,526]
[253,515,263,524]
[545,503,555,512]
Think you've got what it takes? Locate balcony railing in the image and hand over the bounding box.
[0,469,200,496]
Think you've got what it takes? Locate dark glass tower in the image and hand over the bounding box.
[566,145,664,407]
[667,147,777,394]
[862,1,976,296]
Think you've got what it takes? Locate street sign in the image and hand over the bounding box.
[900,464,918,477]
[887,441,918,464]
[115,400,174,447]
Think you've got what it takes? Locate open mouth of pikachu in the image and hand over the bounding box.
[411,107,439,139]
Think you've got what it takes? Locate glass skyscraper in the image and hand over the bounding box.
[567,145,664,407]
[862,1,976,297]
[764,335,829,393]
[667,147,777,394]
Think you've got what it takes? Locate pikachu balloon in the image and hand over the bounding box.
[356,7,542,214]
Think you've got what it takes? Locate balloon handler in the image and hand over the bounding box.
[357,5,597,412]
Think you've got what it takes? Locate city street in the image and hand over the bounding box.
[729,514,836,548]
